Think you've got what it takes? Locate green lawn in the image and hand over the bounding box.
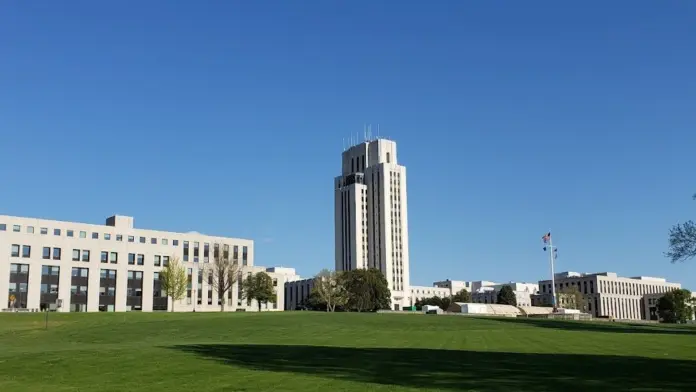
[1,312,696,391]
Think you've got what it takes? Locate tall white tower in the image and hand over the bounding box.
[334,138,410,310]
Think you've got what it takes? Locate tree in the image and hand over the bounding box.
[657,289,694,323]
[313,269,348,312]
[496,285,517,306]
[558,286,584,310]
[160,256,187,312]
[666,193,696,263]
[300,289,327,311]
[341,268,391,312]
[242,272,276,312]
[415,296,450,311]
[203,243,240,311]
[452,289,471,303]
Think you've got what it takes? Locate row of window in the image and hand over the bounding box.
[1,223,182,246]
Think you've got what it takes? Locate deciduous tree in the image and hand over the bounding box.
[203,243,240,311]
[242,272,276,312]
[558,286,585,310]
[657,289,694,323]
[314,269,348,312]
[160,256,187,312]
[452,289,471,303]
[341,268,391,312]
[666,193,696,263]
[496,285,517,306]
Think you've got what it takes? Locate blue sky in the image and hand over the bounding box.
[1,1,695,288]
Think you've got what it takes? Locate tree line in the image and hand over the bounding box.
[300,268,391,312]
[158,245,276,312]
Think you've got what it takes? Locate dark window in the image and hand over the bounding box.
[116,235,123,241]
[110,252,118,264]
[92,232,99,239]
[162,256,169,266]
[183,241,189,262]
[22,245,31,258]
[137,254,144,265]
[204,243,210,262]
[67,230,74,237]
[139,237,145,244]
[242,246,248,266]
[128,236,135,243]
[151,238,157,244]
[82,250,90,262]
[11,244,20,257]
[101,251,108,263]
[194,242,199,262]
[40,227,48,235]
[154,255,161,266]
[54,228,61,236]
[0,224,5,231]
[128,253,135,265]
[53,248,61,260]
[104,233,111,240]
[72,249,81,261]
[43,247,51,259]
[173,240,179,246]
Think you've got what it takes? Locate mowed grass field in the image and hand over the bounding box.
[1,312,696,392]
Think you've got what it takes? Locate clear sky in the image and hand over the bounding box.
[1,1,695,289]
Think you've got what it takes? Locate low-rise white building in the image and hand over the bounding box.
[538,271,681,320]
[470,282,539,307]
[409,285,450,305]
[1,214,297,312]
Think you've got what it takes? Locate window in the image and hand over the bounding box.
[107,287,115,296]
[154,272,160,281]
[11,244,20,257]
[135,271,143,280]
[233,246,239,261]
[163,256,169,266]
[128,271,134,280]
[92,232,98,239]
[194,242,200,262]
[41,284,48,293]
[104,233,111,240]
[0,224,5,231]
[71,285,78,294]
[41,228,48,235]
[22,245,30,258]
[183,241,189,262]
[80,231,87,238]
[151,238,157,244]
[128,236,135,243]
[154,255,161,266]
[101,251,108,263]
[54,228,61,236]
[204,243,210,262]
[139,237,145,244]
[72,267,80,277]
[42,266,50,275]
[51,266,59,276]
[13,225,21,232]
[242,246,248,266]
[137,254,144,265]
[82,250,90,262]
[43,247,51,259]
[81,268,88,278]
[128,253,135,265]
[27,226,35,234]
[173,240,179,246]
[110,252,118,264]
[162,239,168,246]
[72,249,81,261]
[116,235,123,242]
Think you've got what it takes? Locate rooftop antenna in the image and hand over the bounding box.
[342,137,345,151]
[377,124,380,139]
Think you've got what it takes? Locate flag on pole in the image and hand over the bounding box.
[553,248,558,258]
[541,232,551,244]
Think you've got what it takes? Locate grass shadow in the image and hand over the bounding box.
[489,316,696,335]
[170,344,696,391]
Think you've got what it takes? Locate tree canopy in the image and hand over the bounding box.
[203,243,240,311]
[313,269,348,312]
[160,256,187,312]
[452,289,471,303]
[558,286,584,311]
[341,268,391,312]
[657,289,694,323]
[666,193,696,263]
[496,285,517,306]
[242,272,277,312]
[414,296,450,311]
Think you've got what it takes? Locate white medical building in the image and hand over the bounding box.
[0,214,299,312]
[334,138,410,310]
[537,271,681,320]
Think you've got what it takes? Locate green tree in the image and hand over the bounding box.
[452,289,471,303]
[415,296,450,311]
[301,289,327,311]
[242,272,277,312]
[341,268,391,312]
[496,285,517,306]
[558,286,584,310]
[313,269,348,312]
[160,256,187,312]
[202,242,239,311]
[657,289,693,323]
[666,193,696,263]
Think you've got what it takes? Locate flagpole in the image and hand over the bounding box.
[549,233,557,310]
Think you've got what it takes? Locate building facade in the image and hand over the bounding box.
[1,214,295,312]
[538,271,681,320]
[470,282,538,307]
[409,285,450,305]
[284,278,315,310]
[334,138,410,310]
